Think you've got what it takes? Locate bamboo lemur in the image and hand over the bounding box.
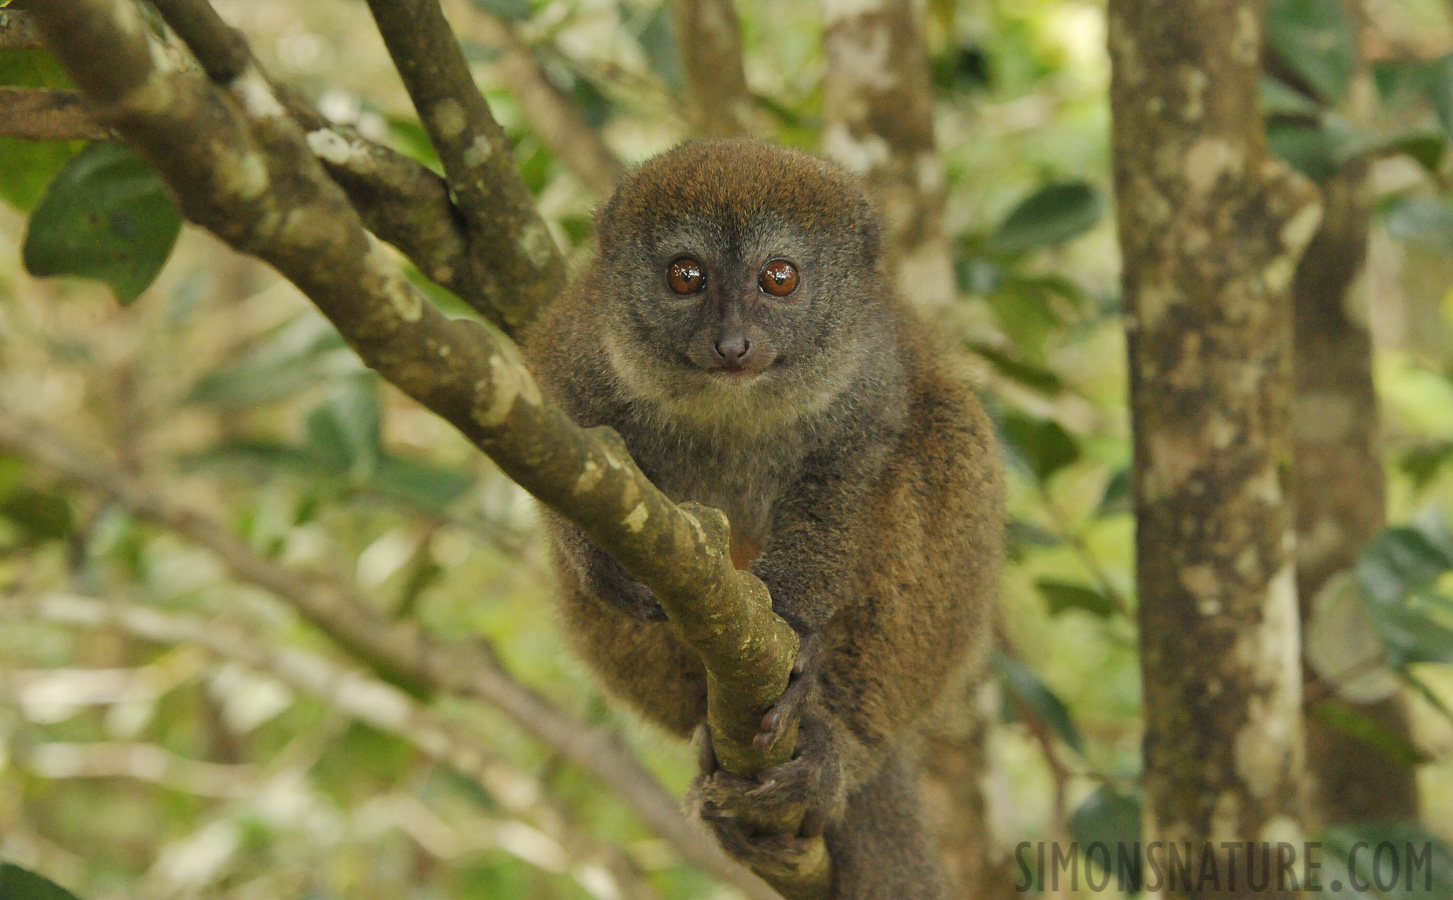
[525,139,1002,899]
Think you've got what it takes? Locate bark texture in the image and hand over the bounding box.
[922,680,1017,900]
[670,0,755,137]
[0,87,110,140]
[1108,0,1320,889]
[1292,160,1420,828]
[821,0,955,313]
[0,8,43,51]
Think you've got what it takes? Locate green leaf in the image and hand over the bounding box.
[994,651,1083,753]
[189,440,472,517]
[1265,0,1357,105]
[1268,119,1341,181]
[986,182,1101,255]
[1000,412,1080,483]
[634,5,683,93]
[1310,701,1424,769]
[1357,526,1453,606]
[1068,786,1143,892]
[1267,117,1386,182]
[1098,468,1132,518]
[965,342,1063,394]
[1431,53,1453,145]
[1004,520,1064,558]
[0,863,83,900]
[0,50,84,211]
[1320,823,1453,900]
[0,486,73,543]
[373,456,475,513]
[1367,603,1453,667]
[1384,133,1447,176]
[986,279,1059,362]
[469,0,532,22]
[1384,197,1453,257]
[385,116,442,173]
[1261,76,1323,117]
[931,43,992,93]
[305,376,382,484]
[403,265,480,320]
[1402,668,1453,726]
[1373,57,1444,111]
[188,314,355,409]
[23,142,182,304]
[1037,579,1117,618]
[1399,442,1453,492]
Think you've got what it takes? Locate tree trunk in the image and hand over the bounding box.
[820,0,956,313]
[1292,159,1420,829]
[1108,2,1321,894]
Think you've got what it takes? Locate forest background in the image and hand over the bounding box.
[1,0,1453,898]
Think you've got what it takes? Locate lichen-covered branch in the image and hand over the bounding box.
[443,0,624,196]
[28,0,798,889]
[281,94,482,303]
[669,0,755,137]
[0,87,111,140]
[133,0,495,329]
[820,0,955,313]
[363,0,565,332]
[0,8,43,51]
[8,592,664,900]
[1109,0,1319,881]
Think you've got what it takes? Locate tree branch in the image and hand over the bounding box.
[443,0,624,196]
[0,7,43,51]
[363,0,565,332]
[668,0,755,137]
[0,87,111,140]
[0,408,776,900]
[147,0,249,83]
[6,592,664,900]
[136,0,494,328]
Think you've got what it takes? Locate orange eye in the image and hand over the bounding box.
[668,258,705,294]
[760,259,799,297]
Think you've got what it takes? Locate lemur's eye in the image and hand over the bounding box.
[667,258,705,294]
[760,259,799,297]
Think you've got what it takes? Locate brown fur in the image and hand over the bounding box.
[524,139,1002,899]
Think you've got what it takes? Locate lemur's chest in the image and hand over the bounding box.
[638,435,800,571]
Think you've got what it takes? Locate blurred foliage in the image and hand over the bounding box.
[1,0,1453,898]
